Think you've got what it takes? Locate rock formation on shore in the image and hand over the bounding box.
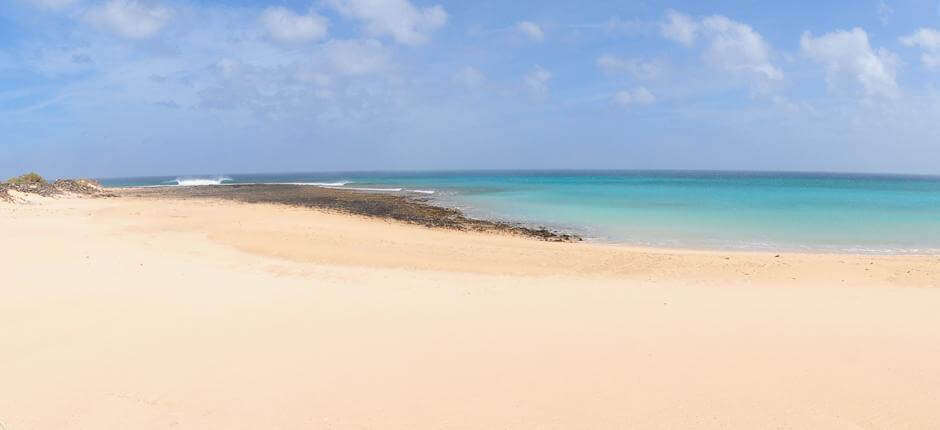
[1,174,111,202]
[123,184,582,242]
[2,174,578,242]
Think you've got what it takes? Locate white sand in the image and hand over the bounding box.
[2,195,939,429]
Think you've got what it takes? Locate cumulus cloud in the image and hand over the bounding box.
[661,11,782,89]
[523,65,551,97]
[698,16,782,82]
[660,9,697,46]
[324,0,447,45]
[901,28,940,50]
[453,66,485,87]
[801,28,899,98]
[260,6,329,43]
[85,0,172,39]
[900,28,940,69]
[613,87,655,106]
[19,0,78,10]
[596,54,664,80]
[516,21,544,42]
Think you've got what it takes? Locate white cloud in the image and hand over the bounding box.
[613,87,655,106]
[801,28,899,98]
[195,37,396,112]
[660,9,697,46]
[661,11,782,89]
[19,0,77,10]
[901,28,940,50]
[524,65,551,97]
[85,0,172,39]
[699,16,782,82]
[596,54,664,80]
[260,6,329,43]
[321,39,391,76]
[6,4,415,126]
[453,66,485,87]
[324,0,447,45]
[900,28,940,69]
[516,21,544,42]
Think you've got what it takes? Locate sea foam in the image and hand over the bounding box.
[277,181,350,186]
[334,186,403,192]
[173,176,233,186]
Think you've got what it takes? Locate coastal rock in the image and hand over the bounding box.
[53,179,105,195]
[121,184,582,243]
[0,178,112,202]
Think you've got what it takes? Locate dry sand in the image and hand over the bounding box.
[2,194,939,429]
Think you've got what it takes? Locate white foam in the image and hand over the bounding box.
[174,176,232,186]
[276,181,350,186]
[327,186,402,192]
[408,189,435,194]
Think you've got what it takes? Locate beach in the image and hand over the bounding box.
[2,188,939,429]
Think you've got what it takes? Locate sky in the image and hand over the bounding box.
[2,0,940,178]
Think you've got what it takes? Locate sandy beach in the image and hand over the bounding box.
[2,190,939,429]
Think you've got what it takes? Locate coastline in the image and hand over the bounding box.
[117,184,582,242]
[115,183,940,256]
[3,192,940,428]
[96,170,940,255]
[101,190,940,285]
[7,185,937,283]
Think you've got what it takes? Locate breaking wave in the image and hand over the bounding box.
[337,186,403,192]
[277,181,350,186]
[173,176,233,186]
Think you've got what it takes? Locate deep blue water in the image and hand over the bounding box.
[99,170,940,253]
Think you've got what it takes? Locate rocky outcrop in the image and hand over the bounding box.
[1,178,113,202]
[52,179,107,195]
[121,184,582,242]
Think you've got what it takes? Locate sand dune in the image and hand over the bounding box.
[2,195,939,429]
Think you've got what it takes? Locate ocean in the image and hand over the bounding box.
[99,170,940,254]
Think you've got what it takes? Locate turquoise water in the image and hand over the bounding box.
[100,171,940,254]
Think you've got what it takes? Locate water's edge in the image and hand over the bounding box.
[100,171,940,255]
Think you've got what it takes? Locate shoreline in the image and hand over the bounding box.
[114,184,582,243]
[7,190,935,286]
[110,183,940,256]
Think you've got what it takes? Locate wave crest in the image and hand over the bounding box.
[338,186,403,192]
[279,181,350,186]
[174,176,232,186]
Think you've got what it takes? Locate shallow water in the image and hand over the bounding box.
[100,170,940,253]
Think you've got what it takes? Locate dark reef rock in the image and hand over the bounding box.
[119,184,581,242]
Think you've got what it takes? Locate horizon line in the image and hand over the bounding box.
[91,167,940,181]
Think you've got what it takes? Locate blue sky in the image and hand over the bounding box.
[2,0,940,178]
